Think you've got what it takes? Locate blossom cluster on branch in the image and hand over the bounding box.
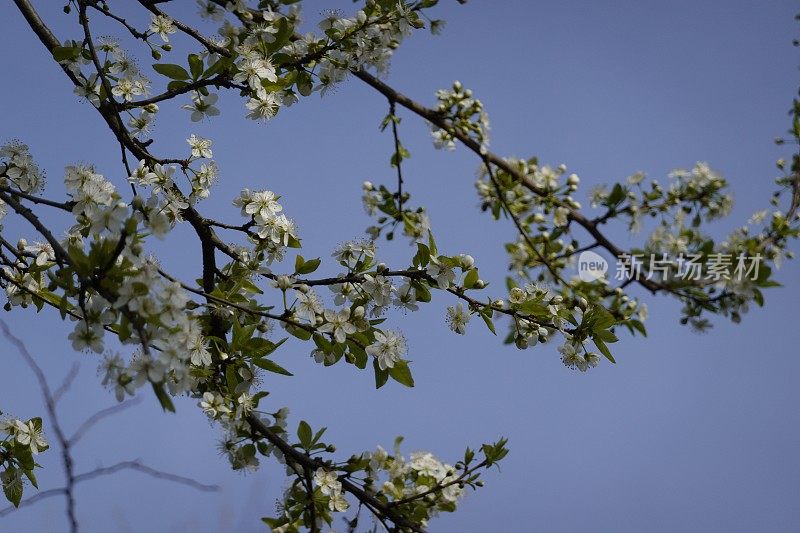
[1,0,798,530]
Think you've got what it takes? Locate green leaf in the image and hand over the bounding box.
[23,469,38,489]
[188,54,204,80]
[607,183,626,206]
[151,382,176,412]
[628,319,647,337]
[295,254,321,275]
[52,45,80,62]
[593,338,616,364]
[312,427,327,446]
[388,360,415,387]
[166,79,189,92]
[481,313,497,335]
[225,364,239,393]
[373,358,389,389]
[298,258,321,275]
[594,329,618,343]
[153,63,190,80]
[2,467,23,507]
[296,71,313,96]
[463,268,479,289]
[247,336,286,357]
[202,57,230,79]
[252,357,293,376]
[297,420,312,449]
[286,324,312,341]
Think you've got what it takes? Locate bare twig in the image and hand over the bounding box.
[68,398,142,447]
[0,320,218,530]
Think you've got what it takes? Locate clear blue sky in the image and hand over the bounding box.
[2,1,799,531]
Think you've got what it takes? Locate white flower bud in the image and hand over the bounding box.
[567,173,580,186]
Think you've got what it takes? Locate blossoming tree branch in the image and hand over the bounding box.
[1,0,798,531]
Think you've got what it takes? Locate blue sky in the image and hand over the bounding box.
[1,1,799,531]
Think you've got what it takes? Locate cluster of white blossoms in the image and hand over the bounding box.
[6,151,212,402]
[431,81,490,152]
[588,162,733,234]
[6,0,796,523]
[0,414,49,508]
[0,142,45,201]
[367,446,465,522]
[474,157,582,236]
[97,261,211,401]
[128,159,195,229]
[234,44,283,121]
[1,418,48,456]
[312,3,416,86]
[314,468,349,513]
[152,1,430,126]
[233,188,298,263]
